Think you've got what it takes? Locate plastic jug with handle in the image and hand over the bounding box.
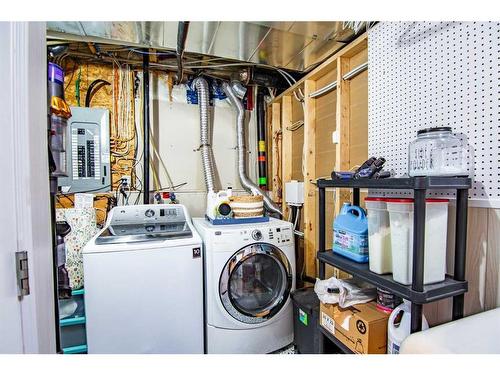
[333,203,369,263]
[387,300,429,354]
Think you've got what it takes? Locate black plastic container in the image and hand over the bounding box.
[291,287,340,354]
[291,288,319,354]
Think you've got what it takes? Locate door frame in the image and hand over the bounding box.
[9,21,56,353]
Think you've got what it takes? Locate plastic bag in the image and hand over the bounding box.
[314,276,377,308]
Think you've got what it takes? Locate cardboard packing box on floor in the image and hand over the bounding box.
[320,301,388,354]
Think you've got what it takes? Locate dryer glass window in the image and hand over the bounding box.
[220,243,292,323]
[230,258,287,318]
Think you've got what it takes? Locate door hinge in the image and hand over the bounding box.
[15,251,30,298]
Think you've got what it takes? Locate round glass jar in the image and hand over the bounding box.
[408,127,468,176]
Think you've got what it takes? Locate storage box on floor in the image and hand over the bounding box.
[320,302,388,354]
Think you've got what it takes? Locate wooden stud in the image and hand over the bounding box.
[281,96,293,216]
[271,102,282,204]
[303,80,317,278]
[149,49,158,64]
[266,103,273,192]
[335,56,352,212]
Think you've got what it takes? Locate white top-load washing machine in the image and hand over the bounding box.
[83,204,204,354]
[193,217,295,354]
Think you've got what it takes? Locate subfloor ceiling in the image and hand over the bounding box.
[47,21,368,72]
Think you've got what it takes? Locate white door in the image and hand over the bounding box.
[0,21,56,353]
[0,21,25,354]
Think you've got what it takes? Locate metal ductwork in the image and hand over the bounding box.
[193,77,217,193]
[47,21,361,72]
[230,81,247,99]
[222,82,283,217]
[175,21,190,84]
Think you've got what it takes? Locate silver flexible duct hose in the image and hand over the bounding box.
[222,82,283,217]
[194,77,216,193]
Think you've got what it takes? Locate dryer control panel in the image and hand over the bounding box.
[213,222,294,248]
[266,226,293,245]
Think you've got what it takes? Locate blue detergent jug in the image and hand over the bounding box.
[333,203,369,263]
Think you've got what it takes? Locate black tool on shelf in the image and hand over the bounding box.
[316,176,471,353]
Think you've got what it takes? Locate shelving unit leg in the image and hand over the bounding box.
[318,186,326,279]
[352,187,360,206]
[452,188,468,320]
[318,328,325,354]
[410,189,426,333]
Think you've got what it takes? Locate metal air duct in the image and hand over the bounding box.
[193,77,217,193]
[222,82,283,217]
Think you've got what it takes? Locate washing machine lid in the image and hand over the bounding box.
[95,221,192,245]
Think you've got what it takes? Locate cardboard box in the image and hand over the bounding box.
[320,302,388,354]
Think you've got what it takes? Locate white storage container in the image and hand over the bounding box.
[365,197,392,274]
[386,198,449,285]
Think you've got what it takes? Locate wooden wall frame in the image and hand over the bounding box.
[268,33,368,279]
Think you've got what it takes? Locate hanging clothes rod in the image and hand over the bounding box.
[308,62,368,98]
[342,61,368,80]
[309,80,337,98]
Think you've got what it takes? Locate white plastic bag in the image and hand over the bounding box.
[314,276,377,308]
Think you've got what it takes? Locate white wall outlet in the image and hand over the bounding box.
[332,130,339,144]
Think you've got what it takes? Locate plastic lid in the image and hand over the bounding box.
[426,198,449,203]
[384,198,449,203]
[383,198,414,203]
[365,197,386,202]
[417,126,452,135]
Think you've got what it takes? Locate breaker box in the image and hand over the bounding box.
[58,107,110,193]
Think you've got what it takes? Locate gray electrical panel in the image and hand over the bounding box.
[58,107,110,193]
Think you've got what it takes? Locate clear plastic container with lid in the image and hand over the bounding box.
[365,197,392,275]
[408,127,468,176]
[386,198,449,285]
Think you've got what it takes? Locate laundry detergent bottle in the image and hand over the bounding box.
[333,203,369,263]
[387,300,429,354]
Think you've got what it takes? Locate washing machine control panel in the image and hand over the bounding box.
[109,204,187,225]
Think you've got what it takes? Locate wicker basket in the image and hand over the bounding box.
[230,195,264,218]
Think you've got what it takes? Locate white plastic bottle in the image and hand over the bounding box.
[387,300,429,354]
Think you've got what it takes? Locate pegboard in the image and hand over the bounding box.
[368,22,500,207]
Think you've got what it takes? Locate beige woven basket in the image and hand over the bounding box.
[230,195,264,218]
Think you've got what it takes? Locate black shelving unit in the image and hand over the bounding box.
[316,176,471,353]
[318,326,353,354]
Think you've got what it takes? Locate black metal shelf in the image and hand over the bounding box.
[316,175,471,353]
[317,176,471,190]
[318,251,468,304]
[318,326,354,354]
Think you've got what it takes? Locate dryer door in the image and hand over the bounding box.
[219,243,292,324]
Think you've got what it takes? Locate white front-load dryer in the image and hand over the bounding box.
[193,217,295,354]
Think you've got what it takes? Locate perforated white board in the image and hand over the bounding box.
[368,22,500,207]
